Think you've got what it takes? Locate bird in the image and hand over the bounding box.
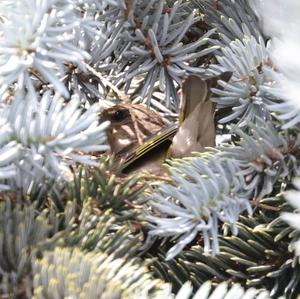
[99,72,232,174]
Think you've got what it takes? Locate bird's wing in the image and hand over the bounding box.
[171,72,232,158]
[171,76,213,158]
[121,124,177,172]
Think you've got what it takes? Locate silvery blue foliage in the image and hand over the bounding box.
[262,86,300,130]
[32,247,272,299]
[209,35,275,127]
[195,0,262,46]
[98,0,218,107]
[0,91,109,194]
[0,201,52,294]
[222,119,300,199]
[61,28,111,102]
[193,0,286,130]
[254,0,300,129]
[146,151,252,260]
[146,117,299,259]
[282,178,300,257]
[61,1,123,102]
[0,0,90,99]
[184,281,271,299]
[32,246,167,299]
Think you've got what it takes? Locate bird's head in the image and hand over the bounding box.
[99,103,166,159]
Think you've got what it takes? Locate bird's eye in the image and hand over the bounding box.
[112,109,129,122]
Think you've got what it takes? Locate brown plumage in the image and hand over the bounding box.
[99,103,166,161]
[170,71,232,158]
[170,76,215,158]
[100,72,232,173]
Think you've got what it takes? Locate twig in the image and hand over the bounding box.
[250,200,281,212]
[29,68,47,85]
[143,174,173,183]
[82,62,129,102]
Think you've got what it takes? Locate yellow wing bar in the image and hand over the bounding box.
[122,124,177,171]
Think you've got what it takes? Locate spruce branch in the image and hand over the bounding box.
[222,119,300,199]
[254,0,300,129]
[145,151,252,260]
[195,0,262,46]
[62,13,124,103]
[209,35,275,128]
[145,118,300,259]
[0,201,54,297]
[31,246,272,298]
[54,200,143,259]
[255,0,300,127]
[98,0,218,107]
[183,281,271,299]
[0,1,299,298]
[0,197,144,298]
[68,156,148,221]
[32,247,167,299]
[0,91,109,194]
[0,0,91,99]
[282,178,300,257]
[82,62,129,101]
[147,196,296,298]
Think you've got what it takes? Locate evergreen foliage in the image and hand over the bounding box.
[1,0,300,298]
[69,156,147,220]
[147,196,298,298]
